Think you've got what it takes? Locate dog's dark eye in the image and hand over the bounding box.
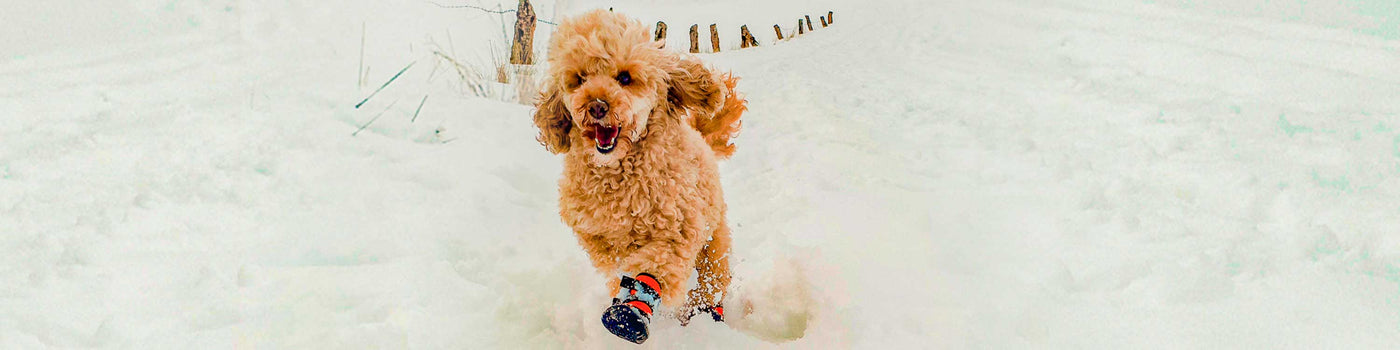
[566,73,583,89]
[617,71,632,86]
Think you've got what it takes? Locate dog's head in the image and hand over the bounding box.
[533,10,725,162]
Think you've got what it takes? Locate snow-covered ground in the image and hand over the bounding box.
[3,0,1399,348]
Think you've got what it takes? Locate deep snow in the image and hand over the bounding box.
[2,0,1399,348]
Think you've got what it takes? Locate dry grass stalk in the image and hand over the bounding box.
[355,61,416,109]
[431,50,489,98]
[511,63,541,105]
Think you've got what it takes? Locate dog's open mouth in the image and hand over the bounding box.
[593,125,620,153]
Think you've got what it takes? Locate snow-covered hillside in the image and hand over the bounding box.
[2,0,1398,348]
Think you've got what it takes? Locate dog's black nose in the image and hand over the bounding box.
[587,100,609,119]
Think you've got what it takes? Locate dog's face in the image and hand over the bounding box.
[533,10,724,164]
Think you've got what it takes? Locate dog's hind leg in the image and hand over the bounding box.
[681,222,733,323]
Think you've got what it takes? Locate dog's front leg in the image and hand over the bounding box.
[616,239,703,308]
[600,236,703,343]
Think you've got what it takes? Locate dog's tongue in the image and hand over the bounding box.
[595,126,619,147]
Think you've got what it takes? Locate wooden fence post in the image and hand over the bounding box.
[655,21,667,48]
[773,24,784,40]
[689,25,699,53]
[508,0,536,65]
[740,25,759,48]
[709,24,720,52]
[804,15,814,31]
[740,25,750,49]
[798,19,805,35]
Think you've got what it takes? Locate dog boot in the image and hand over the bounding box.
[679,304,725,325]
[601,273,662,344]
[700,304,724,322]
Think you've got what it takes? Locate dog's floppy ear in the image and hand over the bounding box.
[533,85,572,154]
[667,57,725,116]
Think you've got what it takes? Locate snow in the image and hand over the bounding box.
[2,0,1399,348]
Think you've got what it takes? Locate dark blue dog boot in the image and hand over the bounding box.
[601,273,662,344]
[602,303,649,343]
